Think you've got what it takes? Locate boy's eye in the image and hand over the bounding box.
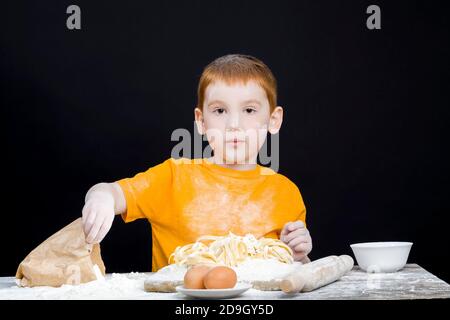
[245,107,257,114]
[214,108,225,114]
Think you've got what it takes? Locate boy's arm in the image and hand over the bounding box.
[84,182,127,215]
[82,182,126,243]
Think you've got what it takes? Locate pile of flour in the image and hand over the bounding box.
[235,258,302,281]
[0,259,300,299]
[148,258,302,282]
[0,272,160,300]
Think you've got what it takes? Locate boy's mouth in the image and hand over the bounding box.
[226,138,245,145]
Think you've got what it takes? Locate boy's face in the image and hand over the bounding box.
[195,80,283,165]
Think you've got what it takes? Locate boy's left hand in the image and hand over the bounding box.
[280,221,312,262]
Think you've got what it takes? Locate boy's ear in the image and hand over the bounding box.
[268,106,283,134]
[194,107,205,135]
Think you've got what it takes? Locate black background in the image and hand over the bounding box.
[1,0,449,283]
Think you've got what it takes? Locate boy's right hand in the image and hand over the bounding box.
[82,192,115,244]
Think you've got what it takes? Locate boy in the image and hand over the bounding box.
[81,54,313,272]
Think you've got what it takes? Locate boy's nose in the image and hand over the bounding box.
[226,112,241,130]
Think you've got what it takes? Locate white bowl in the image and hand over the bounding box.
[350,242,413,273]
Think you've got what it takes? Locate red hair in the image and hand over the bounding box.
[197,54,277,112]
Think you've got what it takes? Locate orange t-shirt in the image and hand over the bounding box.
[116,157,307,272]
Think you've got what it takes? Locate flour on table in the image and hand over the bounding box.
[148,258,302,283]
[235,258,302,282]
[0,259,301,299]
[0,272,169,300]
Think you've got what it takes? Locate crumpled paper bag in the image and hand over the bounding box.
[16,218,106,287]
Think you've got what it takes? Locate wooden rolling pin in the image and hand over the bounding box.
[280,255,354,293]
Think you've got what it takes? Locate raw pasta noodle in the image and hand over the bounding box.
[168,232,293,267]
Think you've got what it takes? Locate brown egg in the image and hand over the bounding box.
[183,265,212,289]
[203,266,237,289]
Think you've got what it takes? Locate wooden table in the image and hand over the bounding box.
[0,264,449,300]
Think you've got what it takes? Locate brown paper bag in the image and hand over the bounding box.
[16,218,106,287]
